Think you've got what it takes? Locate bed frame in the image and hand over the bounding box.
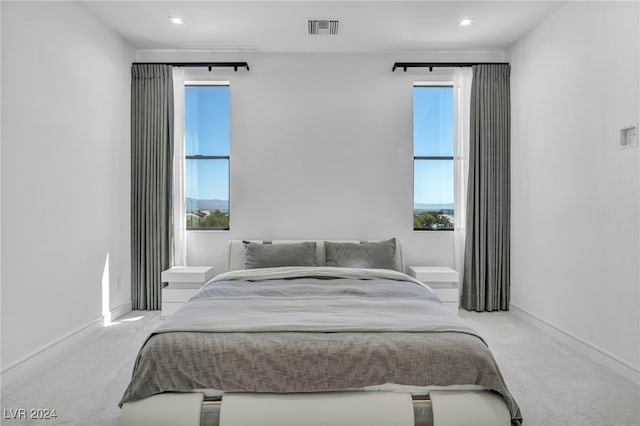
[119,391,511,426]
[118,240,513,426]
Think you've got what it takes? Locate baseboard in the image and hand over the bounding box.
[108,301,133,323]
[510,303,640,385]
[0,317,103,389]
[1,302,132,389]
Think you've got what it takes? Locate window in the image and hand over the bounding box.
[413,85,454,230]
[185,84,230,230]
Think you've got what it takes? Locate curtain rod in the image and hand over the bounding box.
[392,62,508,72]
[133,62,250,72]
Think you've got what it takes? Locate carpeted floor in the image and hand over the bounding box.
[460,310,640,426]
[1,309,639,425]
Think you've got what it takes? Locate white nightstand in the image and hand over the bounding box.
[161,266,215,318]
[408,266,460,314]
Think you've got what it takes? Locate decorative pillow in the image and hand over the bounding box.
[324,238,399,271]
[243,241,317,269]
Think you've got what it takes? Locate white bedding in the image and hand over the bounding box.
[157,267,479,336]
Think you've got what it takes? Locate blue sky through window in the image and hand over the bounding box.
[185,85,229,202]
[185,159,229,202]
[413,86,454,207]
[414,160,453,205]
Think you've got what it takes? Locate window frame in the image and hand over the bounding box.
[184,81,231,231]
[413,82,455,232]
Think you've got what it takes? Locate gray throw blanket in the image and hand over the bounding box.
[120,267,522,425]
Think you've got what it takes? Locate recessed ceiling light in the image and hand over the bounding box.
[169,16,184,25]
[459,18,474,26]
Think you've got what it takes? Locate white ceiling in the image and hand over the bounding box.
[82,1,564,53]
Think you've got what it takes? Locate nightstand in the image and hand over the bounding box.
[161,266,215,318]
[408,266,460,314]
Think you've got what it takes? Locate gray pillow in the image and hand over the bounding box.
[324,238,399,271]
[243,241,317,269]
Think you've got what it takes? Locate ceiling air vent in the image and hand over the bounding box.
[308,20,339,35]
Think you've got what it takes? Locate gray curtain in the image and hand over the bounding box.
[131,64,174,310]
[461,64,511,312]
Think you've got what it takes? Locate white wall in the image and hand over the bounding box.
[1,2,134,371]
[509,1,640,376]
[138,50,505,273]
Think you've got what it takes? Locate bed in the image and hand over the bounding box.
[118,239,522,426]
